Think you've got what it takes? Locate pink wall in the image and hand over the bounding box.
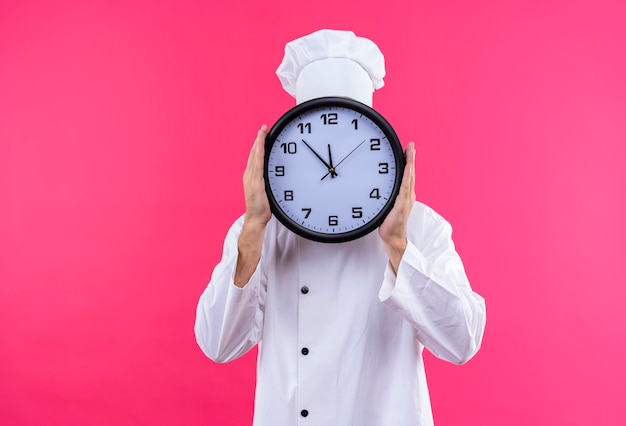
[1,0,625,424]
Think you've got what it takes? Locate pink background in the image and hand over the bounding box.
[1,0,625,425]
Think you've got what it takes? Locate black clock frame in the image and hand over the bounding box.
[264,97,405,243]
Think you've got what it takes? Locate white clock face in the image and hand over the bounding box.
[265,98,403,242]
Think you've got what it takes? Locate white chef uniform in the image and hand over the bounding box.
[195,29,486,426]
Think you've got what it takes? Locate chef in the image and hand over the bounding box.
[195,29,486,426]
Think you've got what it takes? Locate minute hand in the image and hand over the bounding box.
[321,139,366,180]
[302,139,338,178]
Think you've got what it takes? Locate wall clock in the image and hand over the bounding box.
[264,97,404,243]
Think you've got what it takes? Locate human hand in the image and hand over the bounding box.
[242,125,272,229]
[234,125,271,287]
[378,142,416,274]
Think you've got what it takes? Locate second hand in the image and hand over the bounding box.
[321,139,366,180]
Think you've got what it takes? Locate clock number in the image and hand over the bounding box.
[352,119,358,130]
[297,122,311,134]
[281,142,297,154]
[370,138,381,150]
[352,207,363,218]
[329,215,339,226]
[369,188,381,199]
[302,208,311,219]
[378,163,389,174]
[284,190,294,201]
[320,113,338,125]
[275,166,285,176]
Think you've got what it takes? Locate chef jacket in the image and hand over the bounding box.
[195,201,486,426]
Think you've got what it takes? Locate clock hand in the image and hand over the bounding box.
[302,139,338,178]
[321,139,366,180]
[327,144,337,179]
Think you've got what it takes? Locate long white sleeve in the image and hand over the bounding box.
[194,216,266,363]
[195,204,485,425]
[379,203,486,364]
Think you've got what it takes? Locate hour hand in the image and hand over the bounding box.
[321,144,338,180]
[302,139,338,178]
[328,144,335,169]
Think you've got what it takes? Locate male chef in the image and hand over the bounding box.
[195,29,486,426]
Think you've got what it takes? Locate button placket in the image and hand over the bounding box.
[299,286,310,420]
[297,265,320,423]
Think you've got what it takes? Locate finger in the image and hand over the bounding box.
[246,125,268,173]
[406,142,415,171]
[407,142,416,201]
[400,143,415,194]
[406,142,415,194]
[254,125,268,173]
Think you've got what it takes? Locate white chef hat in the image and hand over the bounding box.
[276,29,385,106]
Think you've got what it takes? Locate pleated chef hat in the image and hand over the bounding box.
[276,29,385,107]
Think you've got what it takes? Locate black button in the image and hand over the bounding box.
[301,286,309,294]
[301,409,309,417]
[301,347,309,355]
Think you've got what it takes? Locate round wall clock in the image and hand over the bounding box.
[264,97,405,243]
